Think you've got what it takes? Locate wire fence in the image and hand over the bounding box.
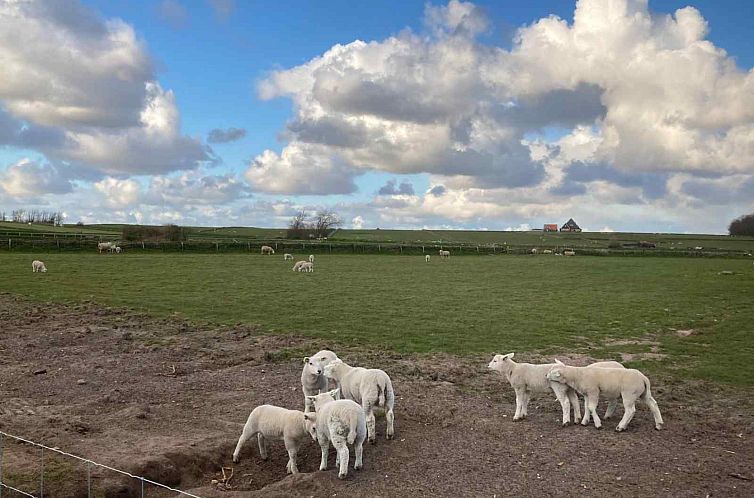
[0,431,203,498]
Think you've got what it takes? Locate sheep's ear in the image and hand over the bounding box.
[502,352,514,360]
[304,413,315,421]
[329,388,340,399]
[554,358,564,365]
[303,357,310,364]
[306,395,316,401]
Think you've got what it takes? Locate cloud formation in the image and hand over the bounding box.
[378,179,415,196]
[207,127,247,143]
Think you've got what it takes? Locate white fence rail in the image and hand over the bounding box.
[0,430,203,498]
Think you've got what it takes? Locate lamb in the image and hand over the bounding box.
[439,250,450,258]
[425,254,431,262]
[301,350,340,412]
[292,261,307,271]
[309,254,315,263]
[530,248,538,254]
[563,250,576,256]
[543,249,553,254]
[284,253,294,260]
[323,359,394,443]
[546,365,663,431]
[299,262,314,272]
[261,245,275,255]
[115,246,122,254]
[305,389,367,479]
[31,260,47,273]
[488,353,581,426]
[232,405,317,474]
[97,242,113,253]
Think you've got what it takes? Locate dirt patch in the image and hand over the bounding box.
[1,294,753,497]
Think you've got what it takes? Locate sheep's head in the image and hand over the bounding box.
[487,353,514,372]
[546,367,565,383]
[323,359,343,379]
[41,266,47,273]
[312,349,338,366]
[303,356,324,376]
[303,412,317,440]
[307,388,340,410]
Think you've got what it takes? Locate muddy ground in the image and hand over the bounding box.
[0,293,752,497]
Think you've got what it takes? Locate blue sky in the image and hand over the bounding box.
[1,0,753,233]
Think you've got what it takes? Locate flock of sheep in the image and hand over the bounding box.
[261,246,317,272]
[231,349,663,481]
[233,349,394,479]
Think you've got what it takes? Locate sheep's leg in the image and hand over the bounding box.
[354,435,365,470]
[366,406,377,444]
[318,438,329,471]
[332,438,350,479]
[568,389,581,422]
[604,398,619,419]
[551,384,571,426]
[616,395,636,432]
[585,393,601,428]
[513,388,525,421]
[257,434,268,460]
[520,390,531,419]
[645,394,664,430]
[385,388,395,439]
[284,438,298,474]
[232,422,257,463]
[304,396,313,413]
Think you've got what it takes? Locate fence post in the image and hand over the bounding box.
[378,244,381,252]
[7,239,10,250]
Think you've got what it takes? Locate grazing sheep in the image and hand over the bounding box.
[309,254,315,263]
[306,389,367,479]
[323,359,395,443]
[530,248,538,254]
[284,253,293,260]
[299,262,314,272]
[439,250,450,258]
[292,261,306,271]
[563,250,576,256]
[31,260,47,273]
[97,242,113,253]
[543,249,553,254]
[546,365,663,431]
[115,246,122,254]
[425,254,431,262]
[301,350,339,412]
[488,353,581,426]
[261,245,275,255]
[232,405,317,474]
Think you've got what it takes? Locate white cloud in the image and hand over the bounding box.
[351,215,364,229]
[0,158,73,197]
[93,177,142,208]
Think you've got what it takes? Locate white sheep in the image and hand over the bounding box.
[425,254,430,262]
[232,405,317,474]
[563,250,576,256]
[309,254,315,263]
[439,250,450,258]
[543,249,553,254]
[292,261,306,271]
[488,353,580,426]
[323,359,395,443]
[530,248,538,254]
[31,260,47,273]
[115,246,122,254]
[546,365,663,431]
[261,245,275,255]
[306,389,367,479]
[299,262,314,272]
[284,253,293,260]
[301,350,340,412]
[97,242,113,253]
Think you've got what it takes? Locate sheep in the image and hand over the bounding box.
[309,254,315,263]
[543,249,553,254]
[425,254,431,262]
[305,389,367,479]
[115,246,122,254]
[546,365,663,431]
[563,250,576,256]
[292,261,306,271]
[97,242,113,253]
[261,245,275,255]
[439,250,450,258]
[284,253,294,260]
[232,405,317,474]
[299,262,314,272]
[323,359,394,443]
[31,260,47,273]
[488,353,580,426]
[530,248,538,254]
[301,350,340,412]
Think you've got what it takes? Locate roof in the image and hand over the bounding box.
[562,218,581,229]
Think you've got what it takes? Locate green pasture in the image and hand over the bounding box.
[1,252,752,386]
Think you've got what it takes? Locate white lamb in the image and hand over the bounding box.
[439,250,450,258]
[488,353,580,426]
[232,405,317,474]
[546,365,663,431]
[115,246,122,254]
[323,359,395,443]
[425,254,430,262]
[299,262,314,272]
[530,248,538,254]
[31,260,47,273]
[284,253,293,260]
[563,250,576,256]
[97,242,113,253]
[292,260,306,271]
[306,389,367,479]
[301,350,340,412]
[261,245,275,255]
[309,254,315,263]
[543,249,553,254]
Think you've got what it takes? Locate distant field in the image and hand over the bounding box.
[1,252,752,386]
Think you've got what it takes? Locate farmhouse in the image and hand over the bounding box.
[543,224,558,232]
[560,218,582,232]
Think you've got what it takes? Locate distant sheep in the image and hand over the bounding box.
[115,246,122,254]
[261,245,275,255]
[546,365,663,431]
[563,250,576,256]
[425,255,431,262]
[299,262,314,272]
[309,254,315,263]
[543,249,553,254]
[530,248,538,254]
[292,261,306,271]
[306,389,367,479]
[97,242,114,253]
[439,250,450,258]
[232,405,316,474]
[31,260,47,273]
[284,253,293,260]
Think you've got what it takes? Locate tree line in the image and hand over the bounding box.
[287,210,342,239]
[0,209,64,226]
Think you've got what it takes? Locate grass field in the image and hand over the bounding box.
[1,252,752,386]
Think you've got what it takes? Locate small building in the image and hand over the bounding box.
[560,218,582,232]
[543,224,558,232]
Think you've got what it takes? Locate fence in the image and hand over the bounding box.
[0,430,203,498]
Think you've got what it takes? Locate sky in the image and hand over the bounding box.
[1,0,753,233]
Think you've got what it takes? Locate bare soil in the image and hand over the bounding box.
[1,293,752,497]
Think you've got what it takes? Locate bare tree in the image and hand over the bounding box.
[312,209,341,238]
[286,210,309,239]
